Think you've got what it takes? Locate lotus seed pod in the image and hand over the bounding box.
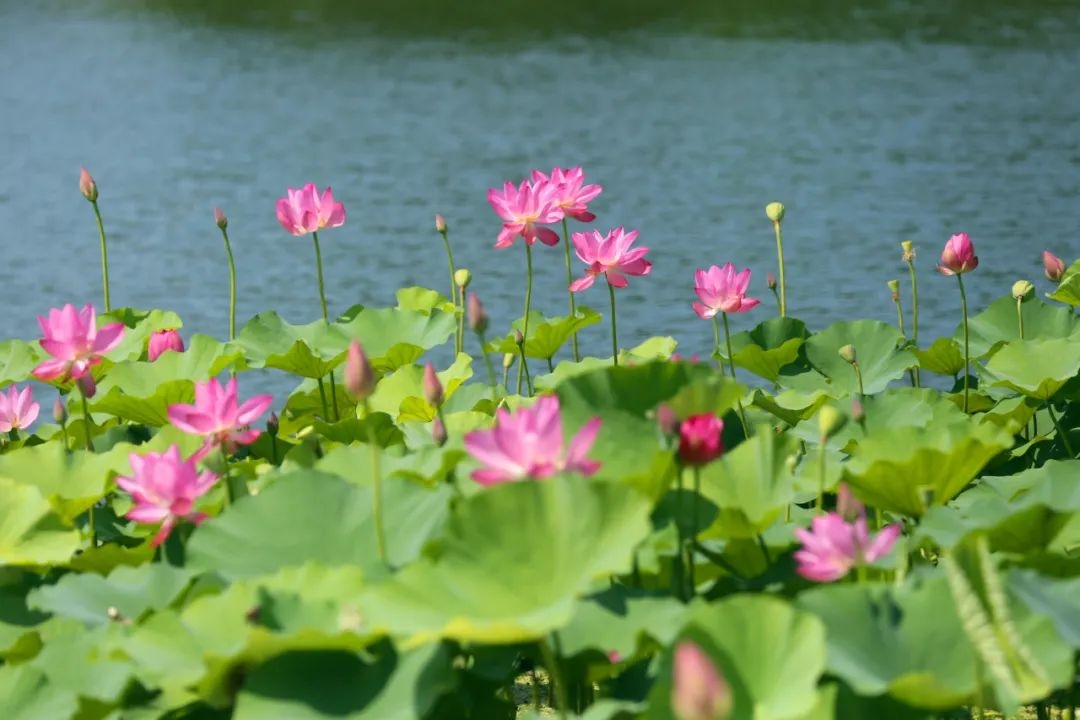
[765,201,785,223]
[454,268,472,289]
[817,405,846,441]
[1012,280,1034,300]
[901,240,915,263]
[502,352,516,369]
[838,344,857,364]
[887,279,900,302]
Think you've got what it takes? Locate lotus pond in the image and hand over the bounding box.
[2,168,1080,720]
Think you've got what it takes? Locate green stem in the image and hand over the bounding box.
[518,243,534,394]
[457,284,466,357]
[957,274,971,413]
[674,471,686,601]
[608,282,619,366]
[817,441,827,515]
[906,258,921,387]
[312,231,329,322]
[328,374,340,422]
[539,638,568,719]
[80,389,93,452]
[219,225,237,341]
[92,201,110,312]
[689,466,702,597]
[364,399,388,565]
[772,220,787,318]
[220,445,248,505]
[562,219,581,362]
[1046,403,1076,457]
[712,316,724,375]
[721,313,750,434]
[438,227,456,319]
[518,343,533,396]
[315,378,330,420]
[894,297,906,337]
[1017,297,1025,340]
[852,363,865,396]
[546,355,555,373]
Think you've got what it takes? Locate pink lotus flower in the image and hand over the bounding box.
[31,304,125,383]
[487,180,562,248]
[0,385,39,433]
[1044,250,1066,282]
[148,329,185,362]
[167,377,273,455]
[464,395,601,485]
[530,166,603,223]
[275,184,346,236]
[692,264,761,319]
[671,641,733,720]
[115,445,218,546]
[794,512,901,583]
[677,414,724,467]
[569,227,652,292]
[937,233,978,276]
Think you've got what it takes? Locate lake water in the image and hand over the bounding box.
[2,0,1079,374]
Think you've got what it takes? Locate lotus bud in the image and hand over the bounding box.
[901,240,915,263]
[656,404,680,436]
[431,415,447,447]
[513,329,525,347]
[422,362,444,407]
[1012,280,1033,300]
[838,344,857,365]
[671,641,733,720]
[765,201,785,223]
[502,352,516,369]
[1043,250,1066,282]
[79,167,98,203]
[148,328,185,362]
[53,397,68,424]
[454,268,472,290]
[887,279,900,302]
[817,405,845,442]
[467,292,489,334]
[344,341,375,401]
[267,412,279,437]
[836,482,864,521]
[851,397,865,423]
[435,213,447,234]
[77,374,96,399]
[766,272,777,290]
[214,207,228,230]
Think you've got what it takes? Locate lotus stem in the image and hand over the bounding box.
[906,255,921,387]
[518,342,533,396]
[817,442,827,515]
[518,243,534,394]
[539,637,568,719]
[607,282,619,367]
[474,329,499,400]
[312,232,339,421]
[674,471,687,601]
[956,274,971,413]
[561,219,581,362]
[457,284,466,357]
[91,201,111,312]
[221,445,247,506]
[1046,403,1076,458]
[1016,296,1025,340]
[80,388,93,452]
[721,313,750,434]
[712,316,725,376]
[364,399,388,565]
[315,376,330,421]
[689,466,702,597]
[852,362,865,397]
[772,219,787,318]
[437,223,457,322]
[217,222,237,341]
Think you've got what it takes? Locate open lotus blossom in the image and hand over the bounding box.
[1044,250,1066,282]
[148,328,185,361]
[275,183,346,236]
[167,377,273,455]
[937,232,978,275]
[569,227,652,292]
[692,264,760,319]
[116,445,219,546]
[794,512,901,583]
[463,394,601,485]
[31,303,124,382]
[671,641,733,720]
[487,180,563,248]
[0,385,40,433]
[678,414,724,466]
[530,166,603,222]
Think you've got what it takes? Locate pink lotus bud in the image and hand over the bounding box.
[53,397,68,424]
[1044,250,1066,282]
[657,404,680,436]
[467,292,489,334]
[851,397,865,423]
[77,374,96,399]
[607,649,622,664]
[344,341,375,401]
[148,329,185,362]
[836,482,864,521]
[937,233,978,276]
[435,213,447,233]
[79,167,98,202]
[267,412,279,436]
[671,641,733,720]
[214,207,228,230]
[423,362,444,407]
[677,414,724,467]
[513,329,525,346]
[766,272,777,290]
[431,415,447,447]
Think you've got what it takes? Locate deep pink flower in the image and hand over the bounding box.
[115,445,218,546]
[692,264,761,319]
[1044,250,1066,282]
[0,385,39,433]
[677,414,724,466]
[148,329,185,362]
[937,233,978,276]
[463,395,601,485]
[794,513,901,583]
[275,184,346,236]
[486,180,562,248]
[31,304,125,383]
[671,641,733,720]
[530,166,603,223]
[167,377,273,455]
[569,227,652,292]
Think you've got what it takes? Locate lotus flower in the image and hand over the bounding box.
[937,233,978,275]
[531,166,602,222]
[31,304,124,382]
[569,227,652,292]
[1044,250,1066,282]
[0,385,39,433]
[464,395,601,485]
[79,167,98,202]
[794,512,901,582]
[167,377,273,455]
[115,445,218,546]
[148,329,185,361]
[692,264,761,319]
[487,180,562,248]
[275,184,346,236]
[671,641,733,720]
[678,414,724,466]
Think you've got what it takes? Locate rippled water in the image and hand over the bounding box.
[1,0,1078,367]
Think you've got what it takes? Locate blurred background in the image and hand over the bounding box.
[0,0,1078,361]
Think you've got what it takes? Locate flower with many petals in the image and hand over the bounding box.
[148,329,185,362]
[569,227,652,292]
[678,414,724,466]
[0,385,39,433]
[31,304,124,382]
[692,264,760,319]
[487,180,562,248]
[937,233,978,276]
[531,166,603,223]
[167,377,273,455]
[794,512,900,583]
[275,184,346,236]
[116,445,218,546]
[464,395,601,485]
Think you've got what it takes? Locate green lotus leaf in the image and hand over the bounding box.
[0,478,81,567]
[337,307,457,370]
[726,317,810,382]
[964,294,1080,358]
[30,618,133,703]
[360,476,652,646]
[319,443,463,490]
[913,337,965,377]
[486,308,601,360]
[804,320,916,396]
[1047,258,1080,307]
[367,354,472,422]
[235,312,346,378]
[0,579,49,660]
[99,307,185,361]
[534,357,612,390]
[981,337,1080,400]
[0,339,44,386]
[554,586,687,661]
[1008,569,1080,648]
[395,286,455,314]
[664,374,746,423]
[0,664,77,720]
[27,563,191,627]
[622,335,679,361]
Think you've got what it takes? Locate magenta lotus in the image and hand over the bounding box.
[937,232,978,275]
[167,377,273,454]
[116,445,218,546]
[275,183,346,236]
[677,414,724,467]
[463,394,601,485]
[0,385,40,433]
[671,641,733,720]
[692,264,761,319]
[794,512,901,583]
[148,328,185,361]
[486,180,562,248]
[531,166,603,222]
[31,303,125,382]
[568,227,652,292]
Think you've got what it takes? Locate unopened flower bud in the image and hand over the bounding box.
[454,268,472,289]
[838,344,857,364]
[148,328,185,362]
[344,341,375,401]
[765,201,785,223]
[431,416,447,447]
[467,292,489,334]
[656,404,680,436]
[267,412,279,436]
[435,213,447,234]
[214,207,228,230]
[851,397,865,423]
[422,362,444,407]
[513,329,525,347]
[77,374,96,399]
[887,279,900,302]
[1012,280,1034,300]
[671,641,733,720]
[1043,250,1066,282]
[502,353,516,370]
[817,405,846,442]
[836,482,864,521]
[53,397,68,424]
[766,272,777,290]
[79,167,98,203]
[901,240,915,263]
